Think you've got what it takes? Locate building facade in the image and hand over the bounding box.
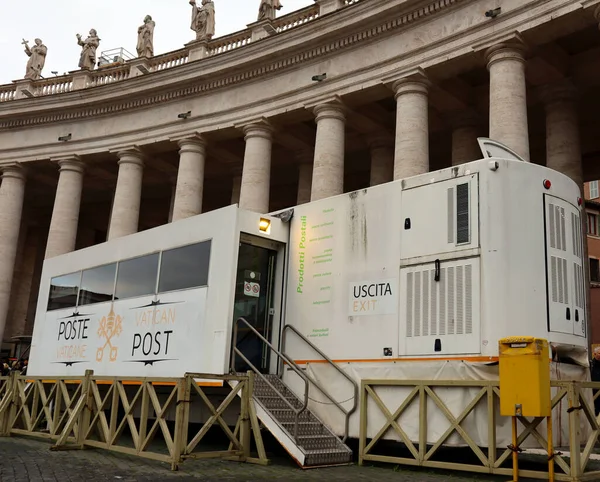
[1,0,600,355]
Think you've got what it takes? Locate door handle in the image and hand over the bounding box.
[575,309,579,322]
[434,259,440,282]
[566,307,571,320]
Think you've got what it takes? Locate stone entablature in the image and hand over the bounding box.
[0,0,597,164]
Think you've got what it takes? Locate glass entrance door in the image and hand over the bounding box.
[232,242,277,373]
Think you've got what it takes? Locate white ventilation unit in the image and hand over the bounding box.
[401,257,480,355]
[545,196,586,337]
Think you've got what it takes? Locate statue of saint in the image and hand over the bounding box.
[190,0,215,42]
[76,29,100,70]
[258,0,282,21]
[137,15,155,58]
[23,38,47,80]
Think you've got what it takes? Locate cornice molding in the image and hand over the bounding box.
[0,0,463,130]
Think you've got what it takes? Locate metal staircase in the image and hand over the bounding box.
[231,318,357,468]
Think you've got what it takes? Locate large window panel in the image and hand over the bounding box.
[79,263,117,306]
[115,253,159,300]
[47,272,81,311]
[159,241,211,293]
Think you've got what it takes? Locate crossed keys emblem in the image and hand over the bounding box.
[96,307,123,362]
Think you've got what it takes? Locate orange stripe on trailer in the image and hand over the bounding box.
[292,356,499,365]
[26,379,224,387]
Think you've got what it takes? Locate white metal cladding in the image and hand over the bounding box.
[545,195,586,337]
[401,257,480,356]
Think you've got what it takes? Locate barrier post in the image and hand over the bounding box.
[240,372,252,460]
[567,382,582,481]
[77,370,94,448]
[0,373,15,436]
[172,375,191,471]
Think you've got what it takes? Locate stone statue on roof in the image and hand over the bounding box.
[258,0,283,21]
[137,15,155,58]
[76,29,100,70]
[23,38,47,80]
[190,0,215,42]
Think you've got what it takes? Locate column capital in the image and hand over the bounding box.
[50,155,85,174]
[391,74,430,100]
[366,132,394,149]
[537,81,578,108]
[1,163,26,181]
[112,147,145,167]
[177,134,207,153]
[485,40,527,70]
[312,99,346,123]
[241,119,274,141]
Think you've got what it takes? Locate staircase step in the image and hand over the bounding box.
[281,421,326,436]
[255,395,305,410]
[304,448,353,467]
[296,434,345,451]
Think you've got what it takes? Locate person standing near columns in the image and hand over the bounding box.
[449,111,481,166]
[45,157,85,259]
[108,148,144,240]
[310,99,346,201]
[239,120,273,213]
[172,135,206,221]
[391,73,430,180]
[485,39,530,161]
[367,133,394,186]
[0,165,26,344]
[296,150,313,205]
[539,82,582,186]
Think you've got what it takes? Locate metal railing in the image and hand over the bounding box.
[231,318,357,442]
[281,324,358,442]
[231,317,309,440]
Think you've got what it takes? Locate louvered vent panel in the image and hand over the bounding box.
[447,188,454,244]
[430,269,437,336]
[549,204,556,249]
[456,183,469,244]
[456,266,464,335]
[414,271,421,337]
[406,272,413,337]
[571,213,577,257]
[551,257,558,302]
[562,258,568,305]
[422,270,429,336]
[447,266,455,334]
[439,268,446,335]
[465,264,473,334]
[560,207,566,252]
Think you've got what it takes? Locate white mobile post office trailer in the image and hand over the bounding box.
[27,139,589,465]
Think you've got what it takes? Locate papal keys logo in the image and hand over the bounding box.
[97,307,123,362]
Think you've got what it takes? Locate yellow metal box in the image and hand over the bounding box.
[499,337,551,417]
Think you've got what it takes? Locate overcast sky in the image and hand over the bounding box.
[0,0,313,84]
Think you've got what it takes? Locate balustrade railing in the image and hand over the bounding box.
[0,0,364,102]
[150,48,189,71]
[0,86,16,103]
[273,5,320,33]
[207,29,253,56]
[35,76,73,96]
[89,65,130,87]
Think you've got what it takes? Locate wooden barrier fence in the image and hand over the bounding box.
[0,371,268,471]
[359,379,600,481]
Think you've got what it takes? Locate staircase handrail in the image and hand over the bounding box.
[282,324,358,442]
[231,317,309,440]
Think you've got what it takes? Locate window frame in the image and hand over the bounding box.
[590,181,599,200]
[588,213,599,236]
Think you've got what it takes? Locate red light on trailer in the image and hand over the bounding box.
[543,179,552,190]
[578,197,583,206]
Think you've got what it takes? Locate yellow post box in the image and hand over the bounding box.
[499,336,551,418]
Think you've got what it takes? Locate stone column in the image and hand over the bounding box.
[296,151,313,205]
[540,82,582,186]
[392,75,430,180]
[45,157,85,259]
[485,41,530,161]
[108,148,144,240]
[239,121,274,213]
[311,100,346,201]
[0,165,26,344]
[231,174,242,205]
[449,112,481,166]
[172,136,206,221]
[368,134,394,186]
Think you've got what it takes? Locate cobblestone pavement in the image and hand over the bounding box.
[0,437,511,482]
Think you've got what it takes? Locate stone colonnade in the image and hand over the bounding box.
[0,37,587,343]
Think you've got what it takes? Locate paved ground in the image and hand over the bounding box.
[0,437,508,482]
